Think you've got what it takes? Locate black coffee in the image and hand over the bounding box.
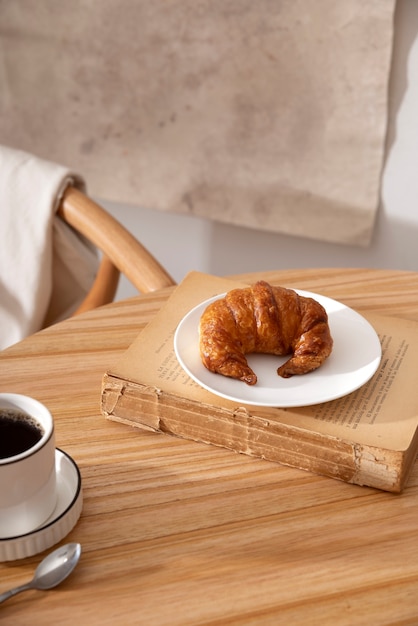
[0,409,44,459]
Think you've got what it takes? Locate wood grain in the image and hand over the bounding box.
[0,269,417,625]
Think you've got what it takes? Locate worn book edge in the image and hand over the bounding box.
[101,373,417,493]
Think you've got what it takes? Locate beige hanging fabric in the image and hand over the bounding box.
[0,1,395,246]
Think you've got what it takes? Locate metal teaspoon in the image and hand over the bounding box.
[0,542,81,604]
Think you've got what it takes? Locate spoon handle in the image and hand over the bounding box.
[0,582,32,604]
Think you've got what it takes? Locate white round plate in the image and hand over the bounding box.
[0,448,83,561]
[174,290,382,407]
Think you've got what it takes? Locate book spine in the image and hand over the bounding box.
[101,373,404,492]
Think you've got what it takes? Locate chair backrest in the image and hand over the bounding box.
[57,186,176,316]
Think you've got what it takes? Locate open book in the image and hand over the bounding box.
[101,272,418,492]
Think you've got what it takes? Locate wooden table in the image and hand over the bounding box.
[0,268,417,625]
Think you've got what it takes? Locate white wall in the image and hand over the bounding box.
[100,0,418,301]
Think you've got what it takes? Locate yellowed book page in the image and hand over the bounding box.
[111,272,418,452]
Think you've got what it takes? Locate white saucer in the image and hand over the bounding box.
[174,290,382,407]
[0,449,83,561]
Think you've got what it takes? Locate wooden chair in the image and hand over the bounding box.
[57,185,176,316]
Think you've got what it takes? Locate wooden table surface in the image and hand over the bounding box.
[0,268,417,625]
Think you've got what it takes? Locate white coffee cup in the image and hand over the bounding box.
[0,393,57,538]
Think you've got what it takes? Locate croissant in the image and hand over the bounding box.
[199,281,333,385]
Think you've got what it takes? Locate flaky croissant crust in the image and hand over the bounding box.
[199,281,333,385]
